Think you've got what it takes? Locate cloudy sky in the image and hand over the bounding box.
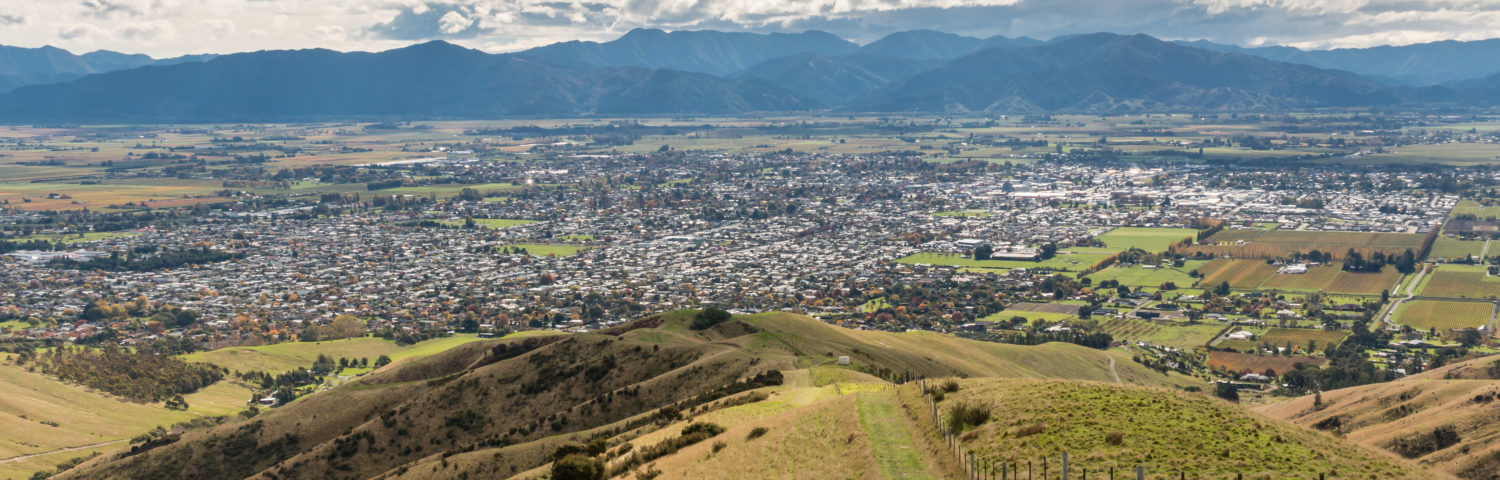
[1,0,1499,57]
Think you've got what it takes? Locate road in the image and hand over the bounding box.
[0,439,126,465]
[1381,264,1428,326]
[1106,353,1122,384]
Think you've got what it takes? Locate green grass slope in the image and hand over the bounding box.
[53,312,1189,480]
[179,334,486,373]
[902,379,1431,479]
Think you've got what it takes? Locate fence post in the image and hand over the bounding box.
[1135,466,1144,480]
[1043,457,1047,479]
[1062,451,1069,480]
[1029,460,1033,480]
[1002,462,1007,480]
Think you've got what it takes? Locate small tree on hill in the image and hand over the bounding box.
[690,307,732,330]
[1215,382,1240,402]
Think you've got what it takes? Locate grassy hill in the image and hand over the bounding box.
[54,311,1191,480]
[1256,356,1500,479]
[179,334,487,374]
[0,355,251,480]
[905,378,1428,479]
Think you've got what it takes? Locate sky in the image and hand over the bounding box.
[1,0,1499,57]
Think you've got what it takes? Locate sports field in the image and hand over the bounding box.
[1417,264,1500,298]
[1392,300,1494,331]
[1086,262,1207,289]
[1095,227,1196,252]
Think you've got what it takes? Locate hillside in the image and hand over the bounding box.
[732,54,941,104]
[514,28,859,75]
[855,33,1396,113]
[52,311,1187,480]
[905,378,1428,478]
[0,354,251,480]
[1256,356,1500,479]
[0,41,810,121]
[0,45,213,94]
[1178,38,1500,86]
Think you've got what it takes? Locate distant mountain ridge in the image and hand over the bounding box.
[514,28,859,76]
[0,44,214,94]
[1176,38,1500,86]
[2,29,1500,120]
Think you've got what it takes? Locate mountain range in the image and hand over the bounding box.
[0,44,213,94]
[2,29,1500,120]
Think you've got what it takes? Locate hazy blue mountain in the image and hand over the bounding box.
[0,41,810,121]
[732,53,942,104]
[514,28,858,75]
[855,33,1396,113]
[857,30,1041,60]
[1176,39,1500,86]
[0,45,217,93]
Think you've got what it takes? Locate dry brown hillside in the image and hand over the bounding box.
[1256,356,1500,480]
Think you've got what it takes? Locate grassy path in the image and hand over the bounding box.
[855,391,936,480]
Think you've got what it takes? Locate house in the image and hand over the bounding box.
[1225,330,1256,341]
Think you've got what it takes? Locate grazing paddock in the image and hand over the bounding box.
[1197,259,1398,295]
[1179,230,1424,260]
[1005,302,1083,314]
[1208,351,1326,374]
[1095,227,1196,253]
[1086,261,1207,289]
[1100,318,1225,349]
[1418,264,1500,298]
[1428,237,1487,261]
[1219,328,1348,353]
[1450,199,1500,219]
[1392,300,1494,331]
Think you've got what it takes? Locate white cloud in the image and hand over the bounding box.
[0,0,1499,57]
[438,10,472,34]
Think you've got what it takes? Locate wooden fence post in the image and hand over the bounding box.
[1135,466,1144,480]
[1062,451,1069,480]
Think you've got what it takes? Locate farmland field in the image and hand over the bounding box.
[1417,264,1500,298]
[1216,327,1348,353]
[1449,199,1500,219]
[1208,350,1327,373]
[1196,259,1398,295]
[1428,237,1487,261]
[1392,300,1494,331]
[1095,227,1196,252]
[1100,318,1225,348]
[1182,230,1425,259]
[1085,262,1205,289]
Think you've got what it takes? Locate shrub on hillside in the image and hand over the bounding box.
[942,379,961,393]
[1105,431,1125,445]
[690,307,733,330]
[746,427,769,440]
[946,402,991,433]
[1386,426,1461,458]
[551,453,604,480]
